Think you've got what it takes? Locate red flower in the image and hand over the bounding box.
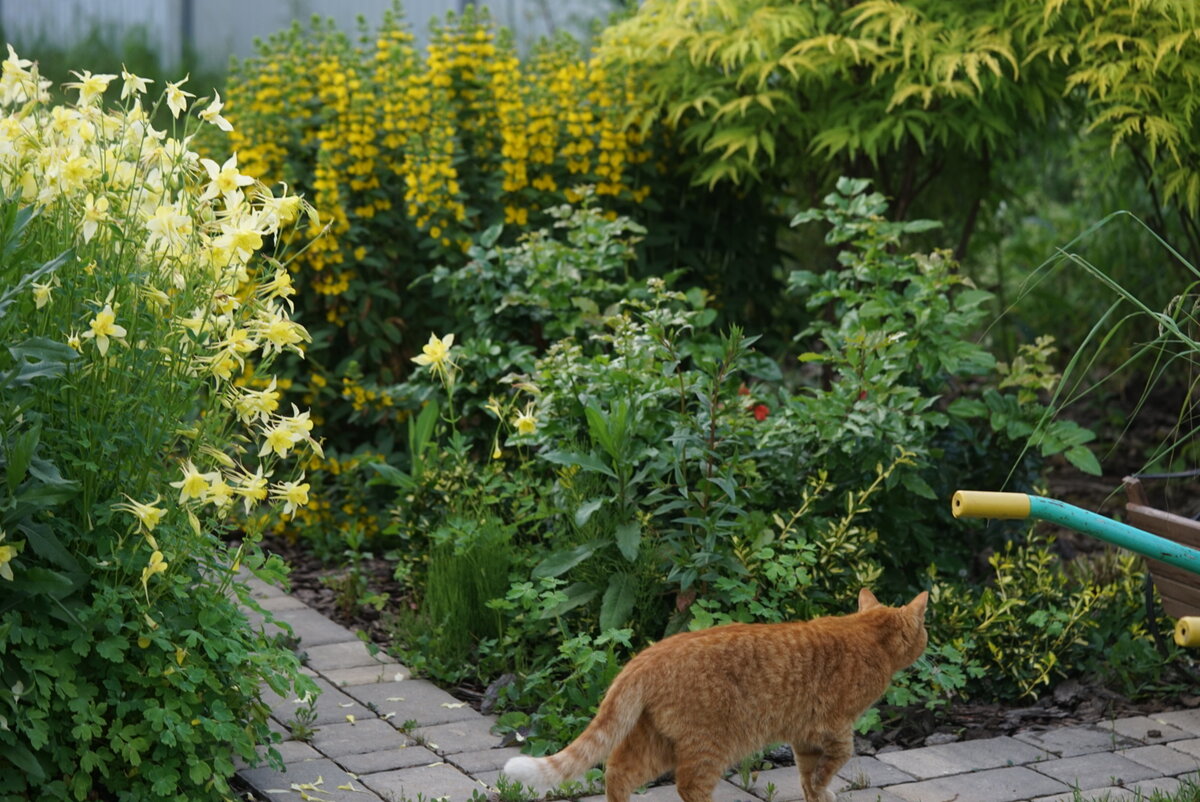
[752,404,769,421]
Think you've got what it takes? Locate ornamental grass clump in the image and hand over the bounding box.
[0,46,320,800]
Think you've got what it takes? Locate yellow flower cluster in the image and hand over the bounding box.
[0,47,321,580]
[341,375,399,415]
[222,10,658,315]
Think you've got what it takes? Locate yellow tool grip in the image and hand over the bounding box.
[951,490,1032,520]
[1175,618,1200,648]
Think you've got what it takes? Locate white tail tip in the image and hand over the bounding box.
[503,755,559,791]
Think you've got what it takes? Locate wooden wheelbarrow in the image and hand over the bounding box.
[953,483,1200,648]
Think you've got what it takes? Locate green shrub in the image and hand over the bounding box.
[0,50,317,799]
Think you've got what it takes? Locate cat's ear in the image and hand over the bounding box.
[907,591,929,619]
[857,588,881,611]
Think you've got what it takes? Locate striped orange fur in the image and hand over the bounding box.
[503,588,929,802]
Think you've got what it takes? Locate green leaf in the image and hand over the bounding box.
[599,573,638,631]
[532,543,598,579]
[584,405,617,459]
[574,497,607,528]
[480,222,503,248]
[947,398,987,418]
[900,472,938,500]
[7,567,78,598]
[614,521,641,562]
[22,521,81,574]
[540,449,616,479]
[366,461,415,490]
[1,742,45,783]
[8,337,77,386]
[5,425,39,492]
[537,582,598,619]
[96,636,128,663]
[1064,445,1102,476]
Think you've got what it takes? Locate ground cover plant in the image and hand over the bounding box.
[0,48,319,799]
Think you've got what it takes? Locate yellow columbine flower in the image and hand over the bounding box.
[165,76,195,118]
[270,477,310,515]
[0,532,17,581]
[205,474,234,511]
[198,90,233,132]
[259,423,302,459]
[169,460,216,504]
[66,330,82,352]
[255,310,310,357]
[120,66,152,99]
[233,466,270,514]
[140,550,168,600]
[31,277,56,309]
[231,378,280,423]
[81,304,127,356]
[199,153,254,201]
[412,333,456,382]
[258,267,297,309]
[145,203,192,252]
[81,193,109,243]
[116,494,166,533]
[65,69,116,105]
[514,405,538,436]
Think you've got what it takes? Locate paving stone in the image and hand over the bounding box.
[1015,726,1141,757]
[1151,710,1200,737]
[270,606,360,648]
[303,639,393,671]
[238,571,288,600]
[836,790,913,802]
[888,766,1070,802]
[255,594,310,612]
[445,746,526,773]
[838,755,918,788]
[1119,744,1200,776]
[1099,716,1194,745]
[262,676,375,727]
[343,679,481,726]
[1129,775,1185,797]
[323,663,412,688]
[876,736,1049,779]
[1030,785,1138,802]
[336,744,441,775]
[1167,739,1200,760]
[734,766,804,801]
[361,762,489,802]
[1030,751,1161,790]
[415,717,503,755]
[577,779,758,802]
[737,756,913,799]
[258,739,322,764]
[312,718,411,758]
[240,757,384,802]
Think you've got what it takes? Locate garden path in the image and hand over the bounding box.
[235,574,1200,802]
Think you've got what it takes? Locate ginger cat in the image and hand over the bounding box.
[503,588,928,802]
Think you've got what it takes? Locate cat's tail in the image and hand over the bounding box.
[502,671,644,791]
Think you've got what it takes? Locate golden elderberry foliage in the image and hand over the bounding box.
[598,0,1200,250]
